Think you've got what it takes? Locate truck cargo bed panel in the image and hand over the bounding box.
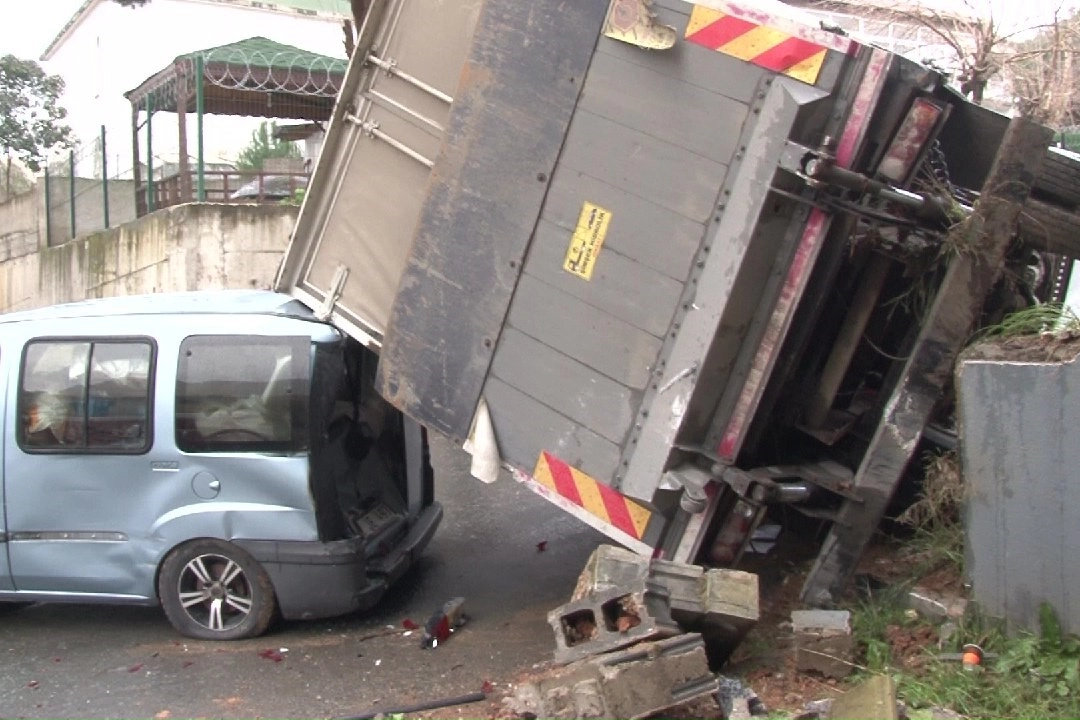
[376,0,609,439]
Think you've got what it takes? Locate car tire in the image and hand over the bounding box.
[158,539,277,640]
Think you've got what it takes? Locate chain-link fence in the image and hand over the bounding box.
[43,126,138,247]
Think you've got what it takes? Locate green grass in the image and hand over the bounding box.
[974,302,1080,341]
[850,591,1080,719]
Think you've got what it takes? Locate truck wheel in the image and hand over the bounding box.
[158,539,276,640]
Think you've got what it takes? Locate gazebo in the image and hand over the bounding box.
[124,36,347,215]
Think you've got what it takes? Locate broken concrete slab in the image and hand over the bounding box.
[792,609,854,678]
[571,544,759,659]
[827,675,897,720]
[549,580,680,665]
[509,633,718,719]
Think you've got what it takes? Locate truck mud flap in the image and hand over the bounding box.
[375,0,609,440]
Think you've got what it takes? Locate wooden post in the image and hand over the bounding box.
[177,69,192,204]
[801,117,1054,606]
[132,105,143,216]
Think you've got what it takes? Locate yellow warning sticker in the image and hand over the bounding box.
[563,202,611,281]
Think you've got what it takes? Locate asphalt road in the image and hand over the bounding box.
[0,436,608,719]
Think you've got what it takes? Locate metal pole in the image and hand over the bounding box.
[69,149,76,239]
[146,95,154,212]
[44,165,52,246]
[196,55,205,201]
[101,125,110,228]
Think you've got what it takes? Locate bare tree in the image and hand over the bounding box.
[799,0,1080,120]
[1006,9,1080,126]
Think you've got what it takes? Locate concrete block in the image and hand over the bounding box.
[570,544,759,659]
[828,674,897,720]
[549,580,680,665]
[570,544,649,600]
[510,633,719,719]
[792,609,853,678]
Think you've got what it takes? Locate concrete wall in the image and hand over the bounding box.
[958,348,1080,636]
[0,203,299,314]
[0,185,46,262]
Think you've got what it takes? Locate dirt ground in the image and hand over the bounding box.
[409,525,962,720]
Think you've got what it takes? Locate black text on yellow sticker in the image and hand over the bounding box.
[564,202,612,280]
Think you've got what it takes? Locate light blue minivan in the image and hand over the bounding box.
[0,290,442,639]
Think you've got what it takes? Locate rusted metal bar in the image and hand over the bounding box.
[801,117,1054,606]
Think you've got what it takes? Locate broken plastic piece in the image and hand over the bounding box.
[602,0,676,50]
[463,398,499,483]
[421,597,468,648]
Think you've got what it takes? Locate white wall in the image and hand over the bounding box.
[0,203,299,313]
[44,0,347,177]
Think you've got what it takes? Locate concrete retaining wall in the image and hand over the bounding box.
[0,187,45,263]
[958,347,1080,636]
[0,202,299,313]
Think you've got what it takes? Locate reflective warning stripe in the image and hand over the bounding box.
[685,5,828,84]
[533,451,651,540]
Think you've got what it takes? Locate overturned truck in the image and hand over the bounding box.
[276,0,1080,603]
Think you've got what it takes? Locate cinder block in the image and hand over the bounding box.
[570,544,759,662]
[549,580,680,665]
[792,609,853,678]
[510,633,719,719]
[570,544,649,601]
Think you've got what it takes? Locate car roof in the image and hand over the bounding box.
[0,290,317,325]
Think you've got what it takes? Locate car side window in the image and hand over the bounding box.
[20,339,154,453]
[175,335,309,453]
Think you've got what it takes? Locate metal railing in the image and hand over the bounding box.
[139,170,310,212]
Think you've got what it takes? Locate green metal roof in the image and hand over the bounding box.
[180,36,348,73]
[125,36,346,121]
[261,0,351,14]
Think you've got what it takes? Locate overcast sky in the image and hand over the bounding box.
[0,0,86,61]
[4,0,1079,64]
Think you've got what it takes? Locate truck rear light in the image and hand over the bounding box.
[877,97,946,184]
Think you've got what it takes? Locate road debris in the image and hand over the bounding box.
[569,544,759,665]
[421,597,468,649]
[337,690,488,720]
[257,649,284,662]
[509,633,718,719]
[792,610,854,679]
[715,675,768,719]
[549,581,680,665]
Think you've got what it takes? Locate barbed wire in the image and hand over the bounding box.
[198,44,346,98]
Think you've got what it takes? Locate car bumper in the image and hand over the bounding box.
[235,502,443,621]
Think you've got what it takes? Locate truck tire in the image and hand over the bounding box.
[158,539,277,640]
